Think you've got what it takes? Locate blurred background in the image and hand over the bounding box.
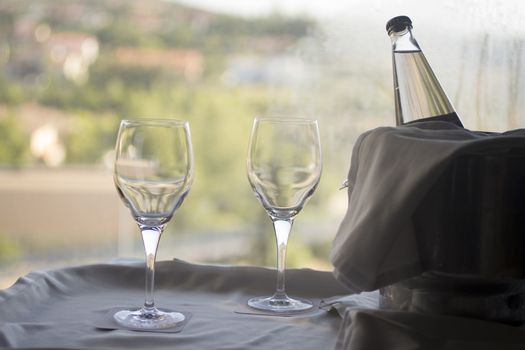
[0,0,524,288]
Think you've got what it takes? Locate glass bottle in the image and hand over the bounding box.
[386,15,463,127]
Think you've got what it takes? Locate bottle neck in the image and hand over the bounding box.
[390,28,461,126]
[390,28,421,53]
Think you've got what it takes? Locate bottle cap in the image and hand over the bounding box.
[386,15,412,35]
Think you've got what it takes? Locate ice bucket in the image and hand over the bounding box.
[380,146,525,324]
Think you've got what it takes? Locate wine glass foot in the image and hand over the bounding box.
[248,295,313,313]
[114,307,185,330]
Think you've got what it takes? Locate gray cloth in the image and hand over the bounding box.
[322,292,525,350]
[335,308,525,350]
[4,260,525,349]
[0,259,348,349]
[331,121,525,292]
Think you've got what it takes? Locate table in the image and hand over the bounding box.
[0,259,349,349]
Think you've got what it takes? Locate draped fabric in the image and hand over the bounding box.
[331,120,525,292]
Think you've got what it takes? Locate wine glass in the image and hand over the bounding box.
[113,118,194,330]
[247,117,322,312]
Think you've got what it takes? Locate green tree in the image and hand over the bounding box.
[64,112,119,163]
[0,114,29,166]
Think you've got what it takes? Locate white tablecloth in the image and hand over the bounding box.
[3,260,525,349]
[0,259,348,349]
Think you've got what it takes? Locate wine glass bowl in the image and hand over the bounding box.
[113,118,193,329]
[247,117,322,312]
[249,165,321,219]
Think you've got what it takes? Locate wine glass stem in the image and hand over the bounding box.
[272,218,293,299]
[140,225,163,312]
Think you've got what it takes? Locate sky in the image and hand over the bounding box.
[172,0,525,22]
[171,0,525,35]
[172,0,348,18]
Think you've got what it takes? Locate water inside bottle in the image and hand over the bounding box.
[394,51,456,123]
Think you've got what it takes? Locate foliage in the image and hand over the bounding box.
[0,77,26,105]
[0,234,21,265]
[0,113,29,166]
[64,112,120,163]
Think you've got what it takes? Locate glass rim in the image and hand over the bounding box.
[254,117,318,124]
[121,118,189,126]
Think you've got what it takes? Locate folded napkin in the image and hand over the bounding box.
[331,120,525,292]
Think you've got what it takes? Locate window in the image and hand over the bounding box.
[0,0,523,288]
